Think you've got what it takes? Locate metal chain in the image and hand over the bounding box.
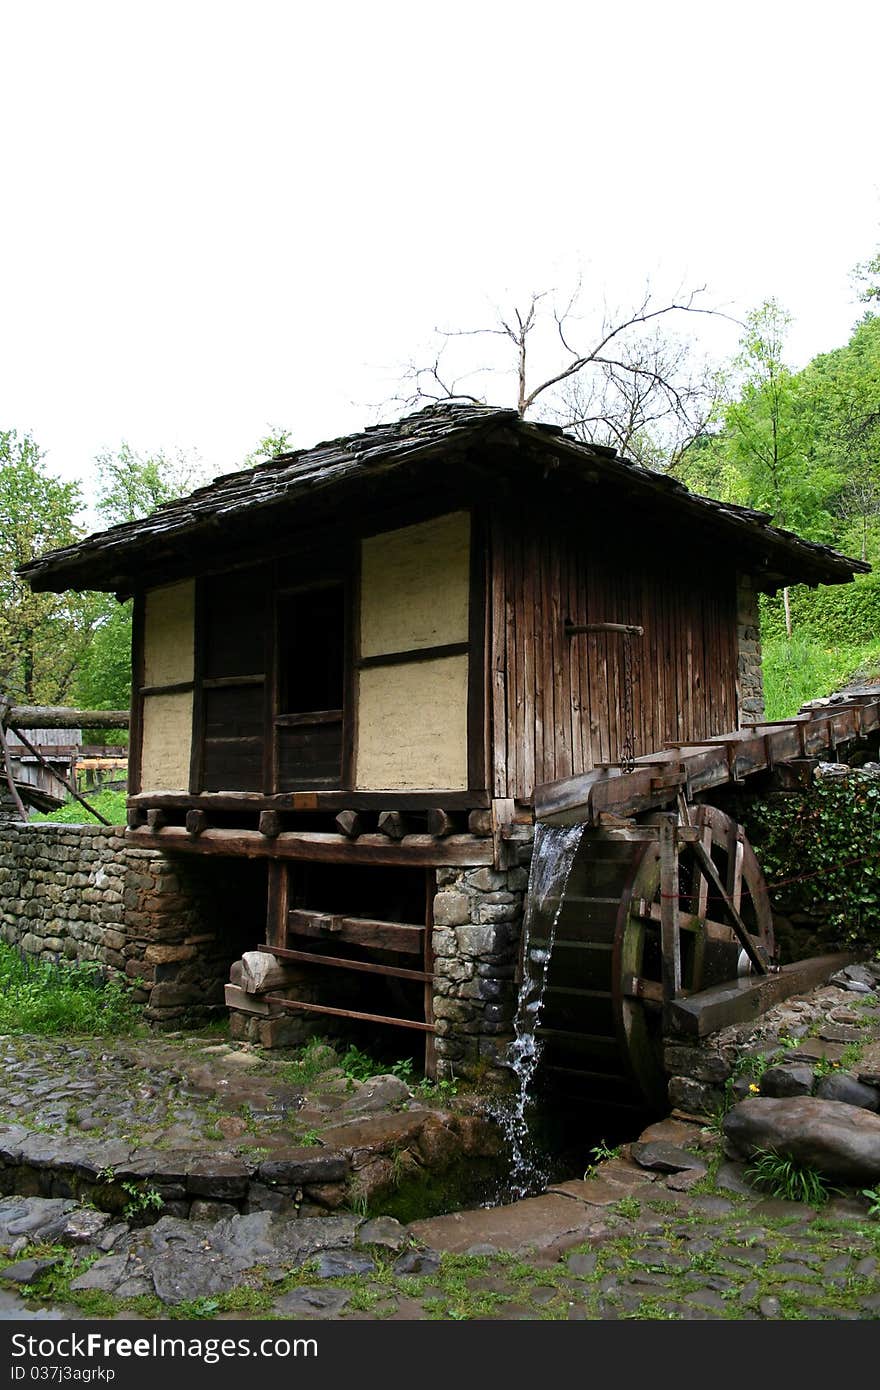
[619,630,636,773]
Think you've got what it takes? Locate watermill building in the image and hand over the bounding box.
[20,403,872,1111]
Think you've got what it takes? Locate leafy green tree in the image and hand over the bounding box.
[0,430,86,702]
[853,245,880,306]
[94,442,206,525]
[243,427,294,468]
[800,314,880,562]
[71,596,133,721]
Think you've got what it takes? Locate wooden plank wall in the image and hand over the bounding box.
[490,509,739,801]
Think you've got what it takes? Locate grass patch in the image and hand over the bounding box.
[29,790,128,826]
[761,634,880,721]
[0,943,143,1036]
[746,1149,838,1206]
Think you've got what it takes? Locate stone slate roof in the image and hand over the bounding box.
[20,403,869,593]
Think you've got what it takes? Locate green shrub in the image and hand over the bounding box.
[745,774,880,950]
[760,574,880,645]
[0,943,143,1036]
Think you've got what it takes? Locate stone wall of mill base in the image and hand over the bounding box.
[0,824,265,1025]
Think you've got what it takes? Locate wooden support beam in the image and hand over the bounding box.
[335,809,365,839]
[145,808,167,833]
[288,908,424,954]
[425,808,456,838]
[658,812,682,1005]
[258,810,282,838]
[263,994,436,1033]
[126,825,496,867]
[185,809,208,836]
[688,837,769,975]
[7,706,130,730]
[0,720,28,821]
[259,942,434,984]
[377,810,408,840]
[126,807,145,830]
[467,808,493,836]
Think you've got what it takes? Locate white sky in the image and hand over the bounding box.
[1,0,877,514]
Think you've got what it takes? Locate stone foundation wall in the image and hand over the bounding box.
[0,824,264,1024]
[736,574,764,725]
[431,863,529,1083]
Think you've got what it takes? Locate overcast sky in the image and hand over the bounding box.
[1,1,877,511]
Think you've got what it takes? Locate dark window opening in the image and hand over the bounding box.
[278,585,345,716]
[276,583,346,788]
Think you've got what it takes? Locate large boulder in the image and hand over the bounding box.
[723,1096,880,1183]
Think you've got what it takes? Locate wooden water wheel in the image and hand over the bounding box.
[530,801,775,1115]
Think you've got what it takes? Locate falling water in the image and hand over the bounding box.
[500,821,585,1199]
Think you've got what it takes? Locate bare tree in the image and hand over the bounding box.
[391,281,728,469]
[552,326,718,472]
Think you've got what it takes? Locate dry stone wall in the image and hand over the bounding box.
[736,575,764,724]
[0,824,262,1024]
[431,863,529,1083]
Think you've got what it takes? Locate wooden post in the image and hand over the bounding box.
[659,812,682,1012]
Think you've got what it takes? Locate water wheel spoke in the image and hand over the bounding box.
[687,837,768,974]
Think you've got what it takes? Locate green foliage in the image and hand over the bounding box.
[29,790,128,825]
[745,774,880,949]
[0,428,87,702]
[760,576,880,646]
[862,1185,880,1218]
[746,1149,836,1205]
[242,427,294,469]
[583,1139,622,1177]
[94,442,206,525]
[71,598,133,717]
[121,1180,164,1219]
[613,1195,641,1220]
[0,943,143,1036]
[339,1044,379,1081]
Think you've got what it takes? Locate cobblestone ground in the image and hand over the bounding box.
[0,979,878,1322]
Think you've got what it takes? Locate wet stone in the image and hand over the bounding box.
[631,1142,707,1174]
[683,1288,728,1311]
[273,1287,353,1317]
[565,1251,597,1276]
[357,1217,407,1252]
[393,1247,441,1277]
[717,1245,766,1266]
[314,1250,377,1279]
[0,1257,59,1283]
[759,1295,782,1318]
[528,1285,558,1305]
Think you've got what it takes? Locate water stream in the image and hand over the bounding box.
[499,821,585,1198]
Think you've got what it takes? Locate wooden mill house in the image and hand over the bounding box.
[22,404,869,1101]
